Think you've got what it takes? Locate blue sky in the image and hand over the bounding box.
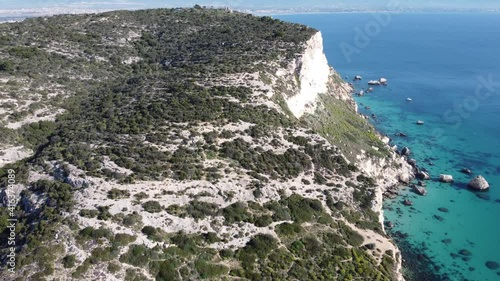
[1,0,499,10]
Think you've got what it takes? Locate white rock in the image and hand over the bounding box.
[285,32,330,118]
[468,175,489,190]
[439,174,454,183]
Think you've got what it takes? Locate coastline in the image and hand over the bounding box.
[339,80,414,281]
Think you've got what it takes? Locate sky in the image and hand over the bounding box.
[1,0,500,11]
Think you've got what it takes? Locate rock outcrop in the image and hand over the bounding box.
[416,170,431,180]
[285,32,330,119]
[401,147,411,157]
[468,176,490,191]
[440,174,454,183]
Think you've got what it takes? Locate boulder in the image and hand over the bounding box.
[440,174,454,183]
[408,159,417,167]
[401,147,411,156]
[412,185,427,196]
[468,176,490,191]
[398,173,411,184]
[485,261,499,270]
[416,170,431,180]
[460,168,472,175]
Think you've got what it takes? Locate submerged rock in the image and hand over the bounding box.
[476,193,490,201]
[417,181,427,187]
[440,174,454,183]
[468,175,490,191]
[460,168,472,175]
[433,215,444,222]
[485,261,499,270]
[459,249,472,256]
[396,132,407,137]
[412,185,427,196]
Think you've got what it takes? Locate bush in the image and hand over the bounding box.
[254,215,273,227]
[107,262,121,273]
[119,244,154,267]
[276,222,303,237]
[142,200,162,213]
[141,226,157,236]
[63,255,76,268]
[107,188,131,199]
[221,202,251,225]
[0,60,13,71]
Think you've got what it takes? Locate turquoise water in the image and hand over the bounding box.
[276,13,500,281]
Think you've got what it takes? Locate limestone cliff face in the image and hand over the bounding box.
[280,31,410,281]
[284,32,331,119]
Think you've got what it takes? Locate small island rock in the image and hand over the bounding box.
[440,174,454,183]
[468,176,490,191]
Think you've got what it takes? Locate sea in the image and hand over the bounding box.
[276,12,500,281]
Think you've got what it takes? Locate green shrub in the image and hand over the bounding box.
[221,202,251,225]
[142,226,157,236]
[107,188,131,199]
[276,222,303,237]
[142,200,162,213]
[254,215,273,227]
[62,255,76,268]
[119,244,154,267]
[107,262,121,273]
[79,209,98,218]
[0,60,13,71]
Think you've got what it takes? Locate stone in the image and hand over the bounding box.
[398,173,411,184]
[440,174,454,183]
[476,194,490,201]
[401,147,411,156]
[459,249,472,256]
[434,215,444,221]
[468,175,490,191]
[412,185,427,196]
[438,207,449,213]
[485,261,499,270]
[365,243,376,250]
[408,159,417,167]
[416,170,431,180]
[461,168,472,175]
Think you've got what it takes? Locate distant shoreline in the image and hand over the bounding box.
[0,7,499,21]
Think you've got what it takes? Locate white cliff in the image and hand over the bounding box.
[285,32,331,119]
[282,32,410,281]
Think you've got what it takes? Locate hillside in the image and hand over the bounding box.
[0,8,413,281]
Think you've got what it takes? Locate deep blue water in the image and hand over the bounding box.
[276,13,500,281]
